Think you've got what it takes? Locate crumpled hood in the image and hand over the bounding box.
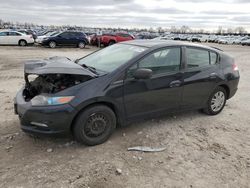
[24,56,97,77]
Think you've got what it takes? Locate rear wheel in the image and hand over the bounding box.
[19,40,27,46]
[203,86,227,115]
[73,105,116,146]
[49,41,56,48]
[78,42,86,49]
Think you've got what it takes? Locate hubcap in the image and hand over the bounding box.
[211,91,225,112]
[20,41,26,46]
[50,42,56,48]
[84,113,108,137]
[79,43,85,48]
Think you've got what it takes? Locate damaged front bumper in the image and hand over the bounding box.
[14,89,78,136]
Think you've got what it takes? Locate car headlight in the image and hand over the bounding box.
[31,95,74,106]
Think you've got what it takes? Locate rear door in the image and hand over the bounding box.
[0,32,9,44]
[181,47,220,109]
[67,32,79,45]
[124,47,183,119]
[8,32,22,45]
[116,33,131,42]
[57,32,71,45]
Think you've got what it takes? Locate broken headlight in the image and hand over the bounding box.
[31,95,74,106]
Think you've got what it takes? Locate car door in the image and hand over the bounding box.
[181,47,220,109]
[69,32,81,45]
[116,34,128,42]
[8,32,21,45]
[123,47,183,119]
[56,32,71,45]
[0,32,9,44]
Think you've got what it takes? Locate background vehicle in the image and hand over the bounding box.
[241,38,250,46]
[18,29,37,39]
[100,33,134,46]
[35,31,59,44]
[41,31,89,48]
[0,31,34,46]
[15,41,239,145]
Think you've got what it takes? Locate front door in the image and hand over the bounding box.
[124,47,183,119]
[0,32,9,44]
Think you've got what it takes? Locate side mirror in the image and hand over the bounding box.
[133,68,152,80]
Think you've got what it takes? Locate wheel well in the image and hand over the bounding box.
[109,40,116,44]
[70,102,118,132]
[19,39,27,44]
[219,84,230,99]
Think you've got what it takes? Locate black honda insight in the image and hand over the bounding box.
[14,40,240,145]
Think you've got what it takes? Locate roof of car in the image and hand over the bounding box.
[122,40,222,52]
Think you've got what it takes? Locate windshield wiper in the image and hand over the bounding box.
[81,64,98,75]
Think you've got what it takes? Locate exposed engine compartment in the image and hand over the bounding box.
[23,74,91,101]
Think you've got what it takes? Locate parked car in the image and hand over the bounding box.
[41,31,89,48]
[18,29,37,39]
[100,33,134,46]
[241,39,250,46]
[14,40,239,145]
[0,31,34,46]
[35,31,59,44]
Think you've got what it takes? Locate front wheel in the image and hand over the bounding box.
[49,41,56,48]
[73,105,116,146]
[203,86,227,115]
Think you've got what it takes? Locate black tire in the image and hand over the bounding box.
[49,41,56,48]
[78,42,86,49]
[73,105,116,146]
[203,86,227,115]
[19,40,27,46]
[108,40,115,46]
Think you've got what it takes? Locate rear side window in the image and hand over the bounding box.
[186,48,209,68]
[8,32,21,36]
[60,32,70,37]
[210,52,218,65]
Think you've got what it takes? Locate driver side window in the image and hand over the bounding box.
[127,47,181,78]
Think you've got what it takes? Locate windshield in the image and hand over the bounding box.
[77,44,147,73]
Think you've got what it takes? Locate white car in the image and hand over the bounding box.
[0,31,34,46]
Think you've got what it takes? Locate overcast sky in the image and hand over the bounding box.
[0,0,250,31]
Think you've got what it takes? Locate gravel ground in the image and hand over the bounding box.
[0,44,249,188]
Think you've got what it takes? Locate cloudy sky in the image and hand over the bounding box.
[0,0,250,31]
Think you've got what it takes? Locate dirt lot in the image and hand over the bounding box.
[0,44,249,188]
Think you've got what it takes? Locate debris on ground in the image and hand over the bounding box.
[115,168,122,175]
[5,146,13,152]
[46,148,53,153]
[127,146,166,152]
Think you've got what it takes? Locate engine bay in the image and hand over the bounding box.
[23,74,91,101]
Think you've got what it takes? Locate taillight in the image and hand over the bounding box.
[232,63,238,71]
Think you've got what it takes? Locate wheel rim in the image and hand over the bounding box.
[20,41,26,46]
[84,113,108,138]
[50,42,56,48]
[211,91,225,112]
[79,43,85,48]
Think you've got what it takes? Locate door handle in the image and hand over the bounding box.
[209,73,218,79]
[169,80,181,88]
